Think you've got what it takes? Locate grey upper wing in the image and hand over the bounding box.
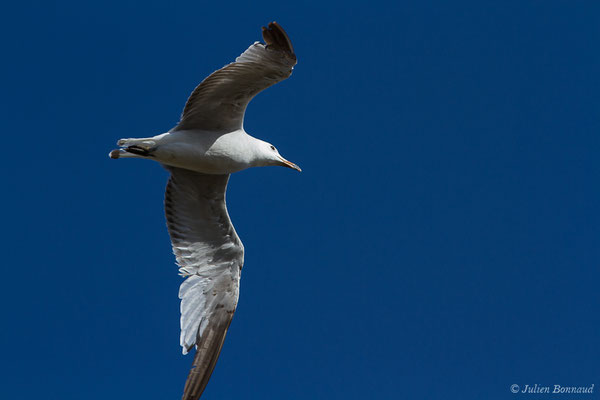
[172,22,297,132]
[164,167,244,399]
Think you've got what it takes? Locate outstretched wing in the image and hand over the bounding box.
[164,166,244,400]
[173,22,297,132]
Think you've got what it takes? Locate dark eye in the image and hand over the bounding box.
[270,145,276,151]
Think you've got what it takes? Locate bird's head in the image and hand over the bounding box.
[257,140,301,172]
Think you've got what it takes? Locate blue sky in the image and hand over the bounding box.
[1,1,599,399]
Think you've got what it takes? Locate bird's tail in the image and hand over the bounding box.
[181,317,232,400]
[108,138,157,159]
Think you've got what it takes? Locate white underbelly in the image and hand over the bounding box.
[153,130,250,174]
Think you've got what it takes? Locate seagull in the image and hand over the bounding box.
[109,22,299,400]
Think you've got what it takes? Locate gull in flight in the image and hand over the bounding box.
[109,22,299,400]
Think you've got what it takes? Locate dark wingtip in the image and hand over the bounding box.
[262,21,296,59]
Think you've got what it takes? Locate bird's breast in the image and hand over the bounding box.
[154,130,252,174]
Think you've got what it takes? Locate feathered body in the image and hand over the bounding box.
[109,22,299,400]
